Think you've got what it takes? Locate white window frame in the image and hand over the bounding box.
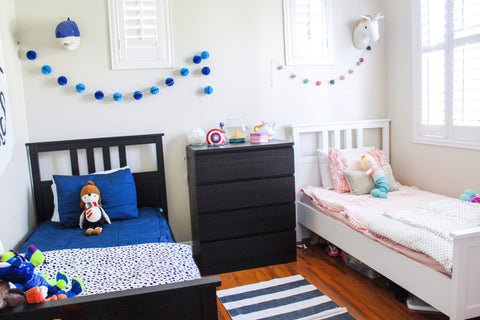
[412,0,480,150]
[108,0,173,70]
[282,0,333,66]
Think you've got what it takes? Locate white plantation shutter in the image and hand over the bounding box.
[108,0,173,69]
[283,0,333,65]
[414,0,480,148]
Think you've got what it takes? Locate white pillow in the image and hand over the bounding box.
[317,150,334,189]
[50,166,130,222]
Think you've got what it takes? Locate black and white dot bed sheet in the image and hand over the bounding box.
[36,242,201,296]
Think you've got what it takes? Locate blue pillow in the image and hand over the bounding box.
[53,168,138,228]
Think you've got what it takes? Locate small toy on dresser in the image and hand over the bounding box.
[460,189,480,203]
[361,154,390,199]
[79,181,111,236]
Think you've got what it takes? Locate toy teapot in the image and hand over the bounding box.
[253,121,277,141]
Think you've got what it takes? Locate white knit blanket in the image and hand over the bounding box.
[368,199,480,274]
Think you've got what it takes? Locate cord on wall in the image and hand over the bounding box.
[0,240,4,253]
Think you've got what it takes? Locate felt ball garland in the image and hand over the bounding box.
[57,76,67,86]
[18,43,215,101]
[274,45,373,87]
[113,92,123,101]
[26,50,37,60]
[41,65,51,75]
[76,83,86,93]
[94,90,104,100]
[133,91,143,100]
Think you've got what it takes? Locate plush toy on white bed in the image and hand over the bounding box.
[79,181,111,236]
[361,154,390,199]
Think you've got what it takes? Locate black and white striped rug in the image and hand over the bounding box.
[217,275,356,320]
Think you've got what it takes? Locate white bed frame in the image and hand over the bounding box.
[291,119,480,320]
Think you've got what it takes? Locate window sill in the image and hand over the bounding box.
[413,136,480,150]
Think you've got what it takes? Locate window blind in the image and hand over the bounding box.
[283,0,333,65]
[108,0,173,69]
[415,0,480,148]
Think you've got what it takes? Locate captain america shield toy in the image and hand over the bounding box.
[206,129,225,146]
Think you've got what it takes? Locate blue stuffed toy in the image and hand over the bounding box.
[0,246,83,298]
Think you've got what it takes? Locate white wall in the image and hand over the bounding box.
[385,1,480,197]
[0,0,33,250]
[12,0,385,243]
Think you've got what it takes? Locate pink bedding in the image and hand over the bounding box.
[301,184,450,274]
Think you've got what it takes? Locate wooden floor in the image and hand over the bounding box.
[215,243,450,320]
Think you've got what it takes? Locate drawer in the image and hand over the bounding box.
[199,230,296,275]
[199,203,295,242]
[196,176,295,213]
[194,148,293,184]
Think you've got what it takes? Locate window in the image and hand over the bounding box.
[283,0,333,65]
[413,0,480,149]
[108,0,173,69]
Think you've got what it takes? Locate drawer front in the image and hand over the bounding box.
[200,230,296,275]
[199,203,295,242]
[194,148,293,184]
[196,176,295,213]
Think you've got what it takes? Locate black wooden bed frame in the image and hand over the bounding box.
[0,133,220,320]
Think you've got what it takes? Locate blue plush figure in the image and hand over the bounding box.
[0,256,66,296]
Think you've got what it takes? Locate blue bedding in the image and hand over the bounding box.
[18,207,174,252]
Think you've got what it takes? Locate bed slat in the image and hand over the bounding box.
[102,146,112,171]
[119,144,127,167]
[70,149,80,175]
[86,148,95,173]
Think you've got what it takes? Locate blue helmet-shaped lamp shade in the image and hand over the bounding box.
[55,18,81,51]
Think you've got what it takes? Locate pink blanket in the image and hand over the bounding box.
[301,184,450,274]
[302,184,447,231]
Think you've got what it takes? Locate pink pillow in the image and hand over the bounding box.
[328,147,388,192]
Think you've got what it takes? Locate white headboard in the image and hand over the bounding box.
[291,119,391,198]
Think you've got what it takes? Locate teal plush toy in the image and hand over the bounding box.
[460,189,480,203]
[361,154,390,199]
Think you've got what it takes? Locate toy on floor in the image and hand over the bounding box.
[460,189,480,203]
[0,279,26,309]
[327,243,339,257]
[361,154,390,199]
[79,181,111,236]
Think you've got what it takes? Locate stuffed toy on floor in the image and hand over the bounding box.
[361,154,390,199]
[79,181,111,236]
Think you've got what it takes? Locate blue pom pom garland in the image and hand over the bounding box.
[193,55,202,64]
[150,86,159,95]
[113,92,123,101]
[133,91,143,100]
[41,65,51,75]
[26,50,37,60]
[22,44,216,101]
[94,90,104,100]
[57,76,67,86]
[76,83,86,93]
[201,51,210,59]
[204,86,213,95]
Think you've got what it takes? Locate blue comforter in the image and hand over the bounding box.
[18,207,174,252]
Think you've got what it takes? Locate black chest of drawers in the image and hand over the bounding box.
[186,140,297,276]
